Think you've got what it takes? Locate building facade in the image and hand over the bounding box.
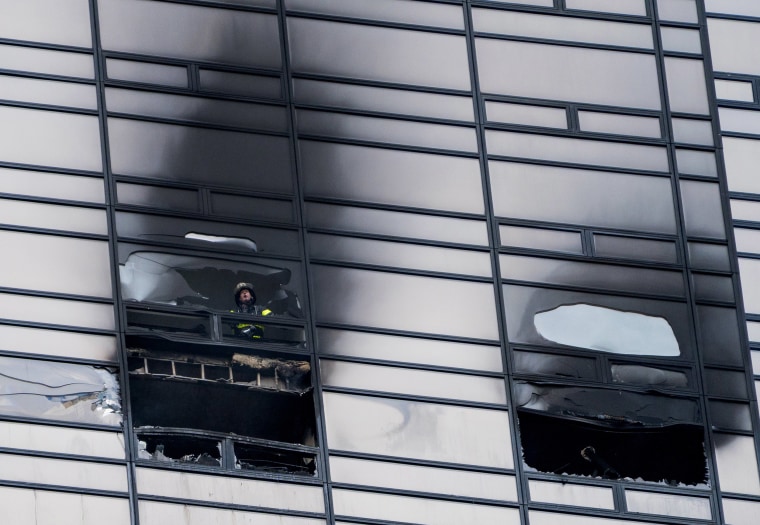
[1,0,760,523]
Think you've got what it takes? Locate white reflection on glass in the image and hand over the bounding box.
[611,364,688,387]
[714,79,755,102]
[534,304,680,356]
[724,137,760,193]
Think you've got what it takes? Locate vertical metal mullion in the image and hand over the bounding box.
[464,2,529,523]
[88,1,140,524]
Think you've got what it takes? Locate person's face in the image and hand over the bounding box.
[239,289,253,303]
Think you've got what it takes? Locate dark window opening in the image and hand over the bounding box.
[234,441,316,475]
[516,382,706,485]
[137,433,222,467]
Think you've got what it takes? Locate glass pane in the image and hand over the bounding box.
[698,306,744,366]
[135,467,325,512]
[0,198,107,235]
[98,0,281,69]
[312,265,499,340]
[578,111,661,139]
[0,324,117,363]
[0,230,112,298]
[0,356,121,426]
[139,501,325,525]
[672,118,713,146]
[0,167,104,204]
[116,182,199,212]
[709,400,753,431]
[323,392,513,468]
[305,202,489,246]
[661,27,702,54]
[680,180,726,239]
[332,488,520,525]
[199,69,282,99]
[488,0,553,5]
[503,284,692,356]
[715,79,755,102]
[675,148,717,176]
[657,0,699,23]
[296,109,478,152]
[725,137,760,193]
[294,79,474,122]
[317,328,504,372]
[611,364,688,388]
[0,488,130,525]
[105,88,288,132]
[285,0,464,30]
[108,118,293,193]
[566,0,647,16]
[624,490,710,519]
[288,17,470,90]
[713,433,760,495]
[473,8,652,48]
[0,292,115,331]
[693,273,735,302]
[735,228,760,255]
[309,233,492,277]
[705,369,748,398]
[320,359,507,404]
[531,510,676,525]
[723,498,760,525]
[688,242,731,271]
[529,480,614,509]
[329,456,518,502]
[708,18,760,76]
[106,58,188,88]
[0,0,92,47]
[0,106,101,172]
[0,421,124,459]
[209,192,295,223]
[489,161,677,234]
[665,58,710,115]
[500,225,583,254]
[721,107,760,136]
[486,101,566,129]
[486,130,669,172]
[0,74,96,110]
[513,349,598,380]
[593,234,678,264]
[476,39,661,110]
[301,141,484,213]
[0,43,93,78]
[733,199,760,222]
[499,254,685,297]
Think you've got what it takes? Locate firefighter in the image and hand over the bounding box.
[232,282,272,339]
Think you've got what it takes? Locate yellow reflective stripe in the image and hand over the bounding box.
[262,309,272,316]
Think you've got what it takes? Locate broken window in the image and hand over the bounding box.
[0,356,121,426]
[515,382,706,485]
[126,334,317,475]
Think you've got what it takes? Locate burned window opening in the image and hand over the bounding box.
[126,335,316,474]
[515,382,706,485]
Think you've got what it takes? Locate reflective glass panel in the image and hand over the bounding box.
[309,233,492,277]
[0,74,96,110]
[476,39,661,110]
[0,488,130,525]
[489,161,677,234]
[740,258,760,313]
[0,324,117,363]
[106,58,188,88]
[578,111,661,139]
[209,192,295,223]
[0,292,114,331]
[529,480,614,509]
[709,400,753,431]
[324,392,513,468]
[317,328,504,372]
[486,130,669,172]
[0,421,124,459]
[708,18,760,76]
[705,369,747,398]
[725,137,760,193]
[513,350,597,380]
[675,148,718,177]
[733,199,760,222]
[693,273,735,303]
[0,0,92,47]
[0,198,107,235]
[296,109,478,152]
[658,0,699,23]
[99,0,281,69]
[332,488,520,525]
[720,108,760,135]
[116,182,199,212]
[329,456,518,502]
[0,44,94,79]
[624,490,710,519]
[661,27,702,54]
[301,141,484,213]
[698,306,744,366]
[473,9,652,48]
[312,265,499,340]
[566,0,647,16]
[108,118,293,193]
[294,78,474,122]
[680,181,726,239]
[0,106,102,172]
[723,498,760,525]
[305,202,489,246]
[485,101,567,129]
[713,433,760,495]
[138,501,325,525]
[688,242,731,271]
[500,225,583,254]
[593,234,678,264]
[665,58,709,114]
[672,118,714,146]
[288,18,471,90]
[531,511,677,525]
[735,228,760,255]
[715,79,754,102]
[320,359,507,404]
[0,231,112,298]
[0,168,104,203]
[198,69,282,99]
[285,0,464,29]
[611,364,688,388]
